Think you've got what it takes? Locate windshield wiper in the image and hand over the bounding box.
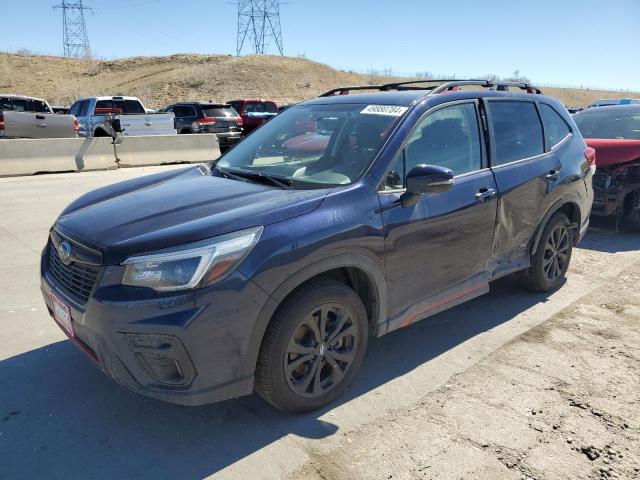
[216,167,293,190]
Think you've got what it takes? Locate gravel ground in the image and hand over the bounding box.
[291,254,640,480]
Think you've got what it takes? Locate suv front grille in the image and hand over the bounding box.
[48,242,100,302]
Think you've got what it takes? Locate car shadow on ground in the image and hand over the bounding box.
[579,221,640,253]
[0,277,555,479]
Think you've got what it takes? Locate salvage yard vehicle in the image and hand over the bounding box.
[0,94,78,138]
[574,104,640,229]
[41,80,594,413]
[164,102,243,151]
[589,98,640,108]
[69,96,176,138]
[228,98,278,134]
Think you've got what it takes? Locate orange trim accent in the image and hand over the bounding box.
[400,283,487,328]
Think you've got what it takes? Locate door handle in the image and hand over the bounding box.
[475,187,497,202]
[546,169,560,180]
[36,114,45,120]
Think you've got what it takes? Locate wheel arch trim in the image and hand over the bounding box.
[242,254,387,376]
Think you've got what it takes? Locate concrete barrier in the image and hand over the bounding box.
[0,134,221,177]
[114,134,221,167]
[75,137,117,171]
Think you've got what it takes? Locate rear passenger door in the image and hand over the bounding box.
[379,101,498,329]
[485,99,562,267]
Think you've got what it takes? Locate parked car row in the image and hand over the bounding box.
[41,79,597,413]
[0,94,78,139]
[1,93,281,153]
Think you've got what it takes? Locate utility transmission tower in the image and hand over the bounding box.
[236,0,284,56]
[53,1,92,58]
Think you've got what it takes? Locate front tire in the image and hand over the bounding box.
[255,280,368,413]
[522,212,573,292]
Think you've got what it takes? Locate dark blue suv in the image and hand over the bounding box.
[40,80,594,412]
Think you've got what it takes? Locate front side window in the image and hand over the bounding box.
[489,101,544,165]
[540,103,571,148]
[216,103,402,187]
[382,102,482,190]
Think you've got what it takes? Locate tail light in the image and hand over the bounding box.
[235,116,243,126]
[196,117,216,124]
[0,114,4,130]
[73,118,79,135]
[193,117,216,131]
[584,146,596,174]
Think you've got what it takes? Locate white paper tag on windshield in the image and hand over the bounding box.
[361,105,408,117]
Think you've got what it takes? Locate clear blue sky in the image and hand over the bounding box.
[2,0,639,91]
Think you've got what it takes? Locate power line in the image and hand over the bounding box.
[236,0,284,56]
[53,1,92,58]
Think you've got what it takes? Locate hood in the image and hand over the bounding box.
[56,166,328,264]
[585,138,640,167]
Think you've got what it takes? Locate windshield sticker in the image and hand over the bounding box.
[361,105,408,117]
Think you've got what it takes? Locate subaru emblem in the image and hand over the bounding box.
[58,241,72,263]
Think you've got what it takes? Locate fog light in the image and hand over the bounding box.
[125,333,195,387]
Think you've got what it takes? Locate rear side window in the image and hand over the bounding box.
[540,103,571,148]
[0,97,13,110]
[11,99,28,112]
[488,101,544,165]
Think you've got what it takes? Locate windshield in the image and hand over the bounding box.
[574,108,640,140]
[245,101,278,114]
[215,103,402,187]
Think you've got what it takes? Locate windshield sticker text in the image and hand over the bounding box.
[361,105,408,117]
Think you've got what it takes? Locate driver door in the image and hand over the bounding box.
[378,101,498,332]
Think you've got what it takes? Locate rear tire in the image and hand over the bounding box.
[255,280,368,413]
[522,212,573,292]
[619,191,640,232]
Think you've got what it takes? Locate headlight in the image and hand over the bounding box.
[121,226,263,292]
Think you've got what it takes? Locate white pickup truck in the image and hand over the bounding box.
[69,96,176,138]
[0,94,78,139]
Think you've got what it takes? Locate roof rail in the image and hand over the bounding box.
[319,79,543,97]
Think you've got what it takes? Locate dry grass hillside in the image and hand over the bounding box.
[0,52,637,109]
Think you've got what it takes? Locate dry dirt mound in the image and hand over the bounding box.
[0,52,636,109]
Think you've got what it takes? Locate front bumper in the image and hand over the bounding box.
[40,244,270,406]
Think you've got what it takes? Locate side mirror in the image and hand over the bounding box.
[400,164,454,207]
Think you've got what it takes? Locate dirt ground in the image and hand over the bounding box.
[0,52,637,108]
[292,252,640,480]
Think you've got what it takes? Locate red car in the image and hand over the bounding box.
[228,99,278,135]
[574,105,640,229]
